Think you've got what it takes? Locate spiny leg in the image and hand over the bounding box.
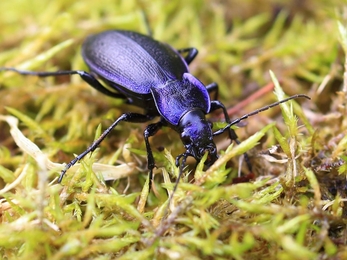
[210,100,253,172]
[59,112,154,182]
[143,119,166,189]
[207,82,252,171]
[0,68,126,99]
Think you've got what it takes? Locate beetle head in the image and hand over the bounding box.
[177,109,218,166]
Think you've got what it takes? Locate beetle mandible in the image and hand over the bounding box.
[0,30,309,185]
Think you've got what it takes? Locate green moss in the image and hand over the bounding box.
[0,0,346,259]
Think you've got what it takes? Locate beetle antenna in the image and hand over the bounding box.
[175,153,188,194]
[213,94,310,136]
[164,152,188,215]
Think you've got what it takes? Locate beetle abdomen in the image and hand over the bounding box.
[82,30,188,95]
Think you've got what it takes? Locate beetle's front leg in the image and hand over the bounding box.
[143,120,166,188]
[210,100,238,141]
[206,82,219,100]
[210,100,253,172]
[59,113,154,182]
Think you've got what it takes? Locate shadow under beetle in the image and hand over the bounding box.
[0,30,310,186]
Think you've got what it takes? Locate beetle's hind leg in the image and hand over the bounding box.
[0,68,127,100]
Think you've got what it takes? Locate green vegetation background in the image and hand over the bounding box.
[0,0,346,259]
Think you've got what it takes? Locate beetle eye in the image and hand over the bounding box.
[209,147,216,154]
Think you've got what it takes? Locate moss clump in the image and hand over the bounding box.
[0,0,346,259]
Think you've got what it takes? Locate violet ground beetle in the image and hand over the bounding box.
[0,30,310,189]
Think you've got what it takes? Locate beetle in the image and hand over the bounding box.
[0,30,309,186]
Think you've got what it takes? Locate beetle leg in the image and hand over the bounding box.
[210,100,238,140]
[59,112,154,182]
[206,82,219,100]
[0,68,126,99]
[143,120,166,187]
[76,70,127,99]
[177,48,198,64]
[210,100,253,172]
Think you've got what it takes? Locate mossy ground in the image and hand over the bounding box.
[0,0,347,259]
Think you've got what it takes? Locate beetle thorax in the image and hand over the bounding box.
[178,109,217,164]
